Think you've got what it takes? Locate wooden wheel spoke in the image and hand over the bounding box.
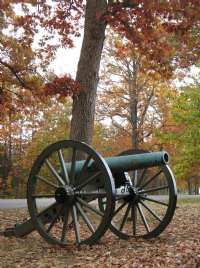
[58,149,69,185]
[113,201,128,217]
[76,202,95,234]
[119,203,131,231]
[61,206,70,242]
[139,200,162,222]
[131,205,137,236]
[71,205,81,244]
[75,171,102,191]
[77,197,103,217]
[70,148,77,184]
[132,170,138,186]
[36,202,58,218]
[136,168,147,188]
[46,206,63,233]
[139,169,163,190]
[36,175,58,189]
[141,196,169,207]
[45,159,65,186]
[137,203,150,233]
[139,185,169,194]
[78,155,93,177]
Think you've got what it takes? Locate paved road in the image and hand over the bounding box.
[0,195,199,209]
[0,198,55,209]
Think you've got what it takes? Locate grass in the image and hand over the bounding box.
[177,196,200,206]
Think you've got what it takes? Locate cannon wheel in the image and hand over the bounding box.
[27,140,115,246]
[100,149,177,239]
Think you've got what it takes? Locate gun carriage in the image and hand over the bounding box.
[1,140,177,246]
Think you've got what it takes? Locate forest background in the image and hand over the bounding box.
[0,0,200,197]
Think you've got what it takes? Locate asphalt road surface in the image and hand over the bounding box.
[0,198,55,209]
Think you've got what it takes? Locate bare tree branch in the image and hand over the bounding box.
[0,59,33,91]
[138,88,154,129]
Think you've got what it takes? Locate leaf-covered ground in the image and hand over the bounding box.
[0,201,199,268]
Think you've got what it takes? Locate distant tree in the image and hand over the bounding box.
[0,96,71,197]
[156,80,200,193]
[97,34,174,149]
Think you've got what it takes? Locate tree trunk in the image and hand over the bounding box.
[129,65,138,150]
[70,0,107,144]
[130,98,138,150]
[194,177,199,195]
[187,177,192,195]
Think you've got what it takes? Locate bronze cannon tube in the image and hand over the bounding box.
[66,151,169,174]
[105,151,169,172]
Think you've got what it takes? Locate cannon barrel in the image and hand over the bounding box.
[105,151,169,173]
[66,151,169,174]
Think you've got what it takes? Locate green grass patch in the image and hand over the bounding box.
[177,196,200,206]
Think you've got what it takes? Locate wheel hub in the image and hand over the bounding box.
[55,186,75,204]
[128,186,140,203]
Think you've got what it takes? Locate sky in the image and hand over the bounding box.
[13,3,199,85]
[48,33,200,87]
[49,36,83,78]
[14,3,83,79]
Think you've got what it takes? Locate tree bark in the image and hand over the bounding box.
[128,59,138,150]
[130,96,138,150]
[70,0,107,144]
[187,177,192,195]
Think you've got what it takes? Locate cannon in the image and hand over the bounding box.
[1,140,177,246]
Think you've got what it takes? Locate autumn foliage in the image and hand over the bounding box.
[43,75,81,99]
[106,1,200,74]
[1,0,200,195]
[1,0,200,109]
